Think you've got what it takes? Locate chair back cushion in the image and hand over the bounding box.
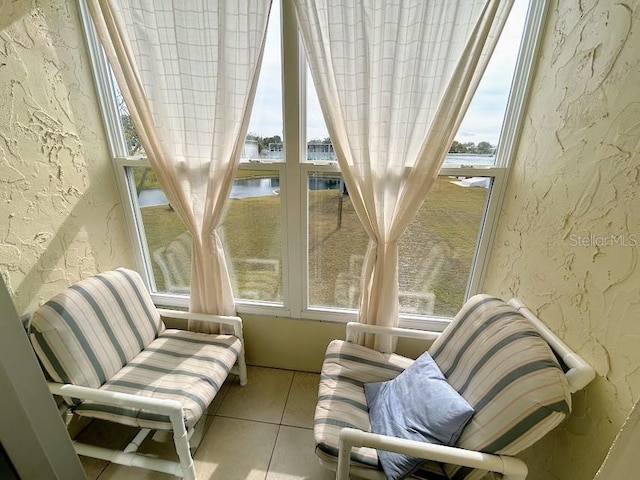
[428,294,571,480]
[30,268,165,389]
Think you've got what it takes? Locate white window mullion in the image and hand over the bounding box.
[79,0,150,288]
[465,169,504,297]
[281,0,305,318]
[468,0,551,294]
[114,159,157,291]
[78,0,128,158]
[495,0,551,170]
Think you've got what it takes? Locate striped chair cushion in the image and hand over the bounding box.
[428,294,571,480]
[315,339,447,479]
[29,268,164,393]
[75,329,241,430]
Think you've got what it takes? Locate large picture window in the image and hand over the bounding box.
[81,0,545,324]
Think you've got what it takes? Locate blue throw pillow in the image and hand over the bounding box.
[364,352,474,480]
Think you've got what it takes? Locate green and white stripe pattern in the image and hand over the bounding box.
[29,268,241,430]
[315,294,571,480]
[76,329,240,430]
[314,339,447,479]
[429,294,571,480]
[30,268,164,392]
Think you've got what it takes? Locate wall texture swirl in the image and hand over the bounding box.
[485,1,640,478]
[0,1,132,313]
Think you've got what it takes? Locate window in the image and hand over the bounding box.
[81,0,546,324]
[130,166,283,304]
[302,1,534,319]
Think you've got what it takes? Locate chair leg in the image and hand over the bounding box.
[173,428,196,480]
[237,353,248,386]
[169,406,197,480]
[233,324,248,387]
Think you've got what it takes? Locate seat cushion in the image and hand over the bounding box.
[429,294,572,480]
[75,329,241,430]
[315,339,447,479]
[29,268,164,391]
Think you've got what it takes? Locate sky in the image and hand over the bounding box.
[247,0,529,147]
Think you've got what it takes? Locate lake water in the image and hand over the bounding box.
[443,154,495,166]
[138,154,494,207]
[140,176,349,207]
[138,177,282,207]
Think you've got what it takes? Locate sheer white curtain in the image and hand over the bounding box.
[87,0,272,332]
[295,0,514,351]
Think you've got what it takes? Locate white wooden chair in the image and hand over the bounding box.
[314,294,594,480]
[28,268,247,480]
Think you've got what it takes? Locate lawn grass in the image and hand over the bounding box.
[139,174,486,317]
[307,178,486,316]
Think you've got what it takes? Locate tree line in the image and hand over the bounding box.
[449,140,494,155]
[243,133,495,155]
[121,114,494,157]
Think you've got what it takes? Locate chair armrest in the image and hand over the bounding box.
[49,382,190,456]
[345,322,441,343]
[508,299,595,393]
[337,428,528,480]
[156,308,244,339]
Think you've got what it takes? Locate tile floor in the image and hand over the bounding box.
[78,366,336,480]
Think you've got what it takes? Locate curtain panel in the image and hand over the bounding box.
[294,0,514,351]
[87,0,272,332]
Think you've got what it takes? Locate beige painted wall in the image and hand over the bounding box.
[0,1,134,314]
[484,1,640,479]
[162,313,429,373]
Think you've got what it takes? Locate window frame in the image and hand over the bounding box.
[79,0,550,329]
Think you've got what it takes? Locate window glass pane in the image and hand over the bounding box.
[133,166,190,294]
[445,1,528,165]
[243,0,283,161]
[303,4,528,167]
[399,176,491,317]
[112,77,145,157]
[308,174,490,316]
[307,172,367,309]
[306,65,336,163]
[132,166,283,303]
[223,169,283,303]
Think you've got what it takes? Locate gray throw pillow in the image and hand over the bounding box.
[365,351,474,480]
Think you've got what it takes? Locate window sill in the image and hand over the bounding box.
[150,292,451,333]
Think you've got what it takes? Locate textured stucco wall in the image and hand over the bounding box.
[485,1,640,479]
[0,1,133,314]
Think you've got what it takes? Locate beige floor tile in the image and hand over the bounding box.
[282,372,320,429]
[75,420,145,479]
[75,419,138,448]
[193,416,279,480]
[79,456,109,480]
[77,417,215,479]
[217,366,293,423]
[265,426,335,480]
[136,415,214,460]
[97,462,175,479]
[74,418,136,479]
